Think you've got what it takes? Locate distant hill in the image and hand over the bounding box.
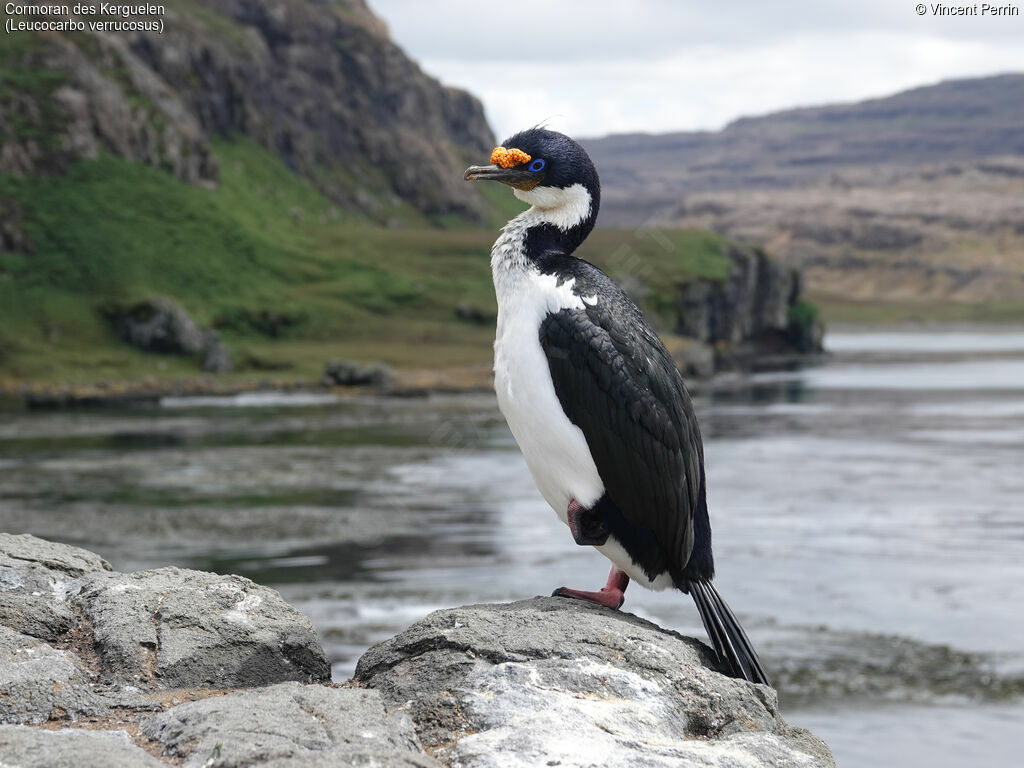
[583,75,1024,307]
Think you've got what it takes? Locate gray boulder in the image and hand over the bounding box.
[0,536,153,725]
[356,597,834,768]
[100,299,233,371]
[0,533,110,642]
[0,725,165,768]
[0,627,108,725]
[76,567,330,689]
[323,359,393,388]
[103,298,205,355]
[0,534,329,730]
[141,681,440,768]
[0,533,111,576]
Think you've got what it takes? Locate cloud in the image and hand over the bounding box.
[368,0,1024,138]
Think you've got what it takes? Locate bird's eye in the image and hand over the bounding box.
[528,158,546,172]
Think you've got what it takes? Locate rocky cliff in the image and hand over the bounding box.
[672,244,822,371]
[0,534,835,767]
[0,0,494,221]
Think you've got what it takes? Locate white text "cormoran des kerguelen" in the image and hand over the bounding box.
[4,3,165,15]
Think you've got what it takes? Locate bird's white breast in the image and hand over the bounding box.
[490,212,605,523]
[493,270,605,521]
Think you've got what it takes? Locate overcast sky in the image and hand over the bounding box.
[368,0,1024,140]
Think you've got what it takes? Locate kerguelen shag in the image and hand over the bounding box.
[464,128,770,685]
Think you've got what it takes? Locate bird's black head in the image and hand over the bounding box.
[464,128,600,232]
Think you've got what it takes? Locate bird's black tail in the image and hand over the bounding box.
[689,579,770,686]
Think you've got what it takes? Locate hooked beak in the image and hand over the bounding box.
[464,164,539,190]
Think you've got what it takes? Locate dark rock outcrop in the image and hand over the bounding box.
[672,245,823,367]
[102,298,233,372]
[0,0,494,221]
[676,246,799,346]
[0,535,834,767]
[323,359,393,388]
[103,298,205,355]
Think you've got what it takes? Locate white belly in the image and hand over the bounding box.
[493,278,605,520]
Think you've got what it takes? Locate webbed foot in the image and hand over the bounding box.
[552,566,629,610]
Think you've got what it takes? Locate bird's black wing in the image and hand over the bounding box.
[538,259,704,583]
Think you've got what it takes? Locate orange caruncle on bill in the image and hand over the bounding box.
[490,146,532,168]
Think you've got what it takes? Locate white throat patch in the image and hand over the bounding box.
[490,183,593,291]
[513,183,592,231]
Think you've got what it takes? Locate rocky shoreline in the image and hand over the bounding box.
[3,350,829,410]
[0,534,834,767]
[0,366,496,410]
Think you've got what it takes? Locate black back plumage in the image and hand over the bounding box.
[537,254,770,685]
[536,254,709,586]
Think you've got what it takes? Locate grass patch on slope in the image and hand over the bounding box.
[0,139,736,387]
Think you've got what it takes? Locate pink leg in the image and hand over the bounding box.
[552,565,630,609]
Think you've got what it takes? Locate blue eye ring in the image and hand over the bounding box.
[528,158,546,172]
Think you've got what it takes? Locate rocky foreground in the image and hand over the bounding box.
[0,534,834,767]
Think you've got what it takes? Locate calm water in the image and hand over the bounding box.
[2,329,1023,767]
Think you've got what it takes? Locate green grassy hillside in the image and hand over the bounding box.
[0,141,737,388]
